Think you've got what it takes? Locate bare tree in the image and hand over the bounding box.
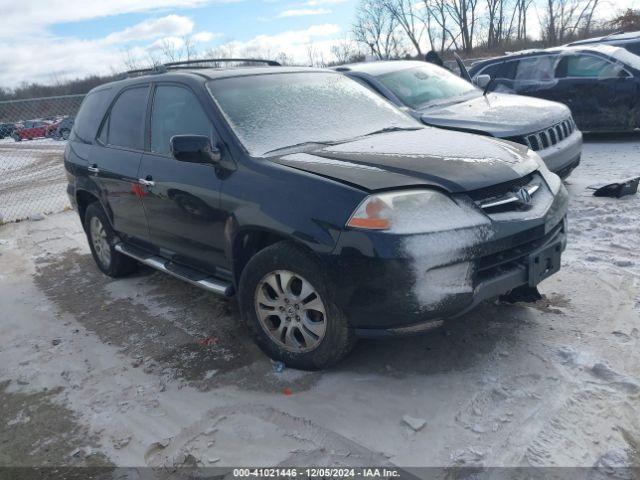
[352,0,401,59]
[330,37,360,64]
[381,0,425,55]
[486,0,507,48]
[444,0,480,52]
[541,0,600,44]
[512,0,532,40]
[425,0,458,52]
[182,35,196,61]
[160,38,183,63]
[122,48,141,71]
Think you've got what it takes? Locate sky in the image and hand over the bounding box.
[0,0,637,88]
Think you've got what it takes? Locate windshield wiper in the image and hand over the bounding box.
[363,126,422,136]
[263,140,339,155]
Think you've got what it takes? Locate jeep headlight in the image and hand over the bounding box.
[346,189,489,234]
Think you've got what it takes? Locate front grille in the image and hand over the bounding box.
[508,117,575,151]
[467,173,542,213]
[476,221,564,282]
[467,173,533,202]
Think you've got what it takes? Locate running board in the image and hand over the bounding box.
[114,243,234,297]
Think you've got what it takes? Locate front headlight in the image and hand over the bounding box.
[527,149,561,193]
[346,189,489,234]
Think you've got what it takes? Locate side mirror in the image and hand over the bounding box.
[170,135,221,164]
[475,74,491,89]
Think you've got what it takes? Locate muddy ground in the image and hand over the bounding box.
[0,134,639,477]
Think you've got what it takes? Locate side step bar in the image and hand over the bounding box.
[114,243,234,297]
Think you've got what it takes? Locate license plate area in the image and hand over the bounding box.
[528,240,562,286]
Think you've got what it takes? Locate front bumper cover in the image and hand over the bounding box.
[327,180,569,336]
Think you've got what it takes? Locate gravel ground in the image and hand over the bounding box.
[0,134,639,475]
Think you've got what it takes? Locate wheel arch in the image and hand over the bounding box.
[75,189,111,230]
[231,227,317,288]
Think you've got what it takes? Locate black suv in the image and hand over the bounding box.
[65,59,568,369]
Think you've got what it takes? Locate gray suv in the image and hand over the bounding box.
[337,60,583,178]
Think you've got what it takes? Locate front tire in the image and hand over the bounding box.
[84,202,138,278]
[238,242,355,370]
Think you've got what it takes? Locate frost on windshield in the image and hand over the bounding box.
[208,73,417,156]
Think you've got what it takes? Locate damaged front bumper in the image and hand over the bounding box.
[328,172,569,336]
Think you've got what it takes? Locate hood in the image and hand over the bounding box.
[271,128,538,193]
[419,92,570,138]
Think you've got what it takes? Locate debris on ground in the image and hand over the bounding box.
[588,176,639,198]
[198,336,219,347]
[402,415,427,432]
[273,361,285,373]
[112,435,132,450]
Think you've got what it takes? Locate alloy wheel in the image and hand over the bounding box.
[90,217,111,268]
[254,270,327,352]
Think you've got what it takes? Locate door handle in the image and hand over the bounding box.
[138,178,155,187]
[87,164,99,174]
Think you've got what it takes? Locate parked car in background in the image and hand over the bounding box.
[12,119,59,141]
[468,45,640,132]
[0,122,16,139]
[51,116,74,140]
[566,31,640,56]
[337,60,582,178]
[66,59,568,369]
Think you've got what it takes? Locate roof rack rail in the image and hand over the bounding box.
[164,58,281,68]
[125,65,167,77]
[125,58,281,78]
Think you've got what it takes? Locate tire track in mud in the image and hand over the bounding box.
[32,249,321,394]
[0,380,113,469]
[144,405,398,471]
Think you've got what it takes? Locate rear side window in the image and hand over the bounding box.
[563,55,626,78]
[104,86,149,150]
[150,85,213,155]
[71,89,111,143]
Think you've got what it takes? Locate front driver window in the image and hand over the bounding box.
[515,56,558,81]
[150,85,213,155]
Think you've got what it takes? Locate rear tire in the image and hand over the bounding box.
[238,242,356,370]
[84,202,138,278]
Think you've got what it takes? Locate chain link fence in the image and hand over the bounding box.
[0,94,85,223]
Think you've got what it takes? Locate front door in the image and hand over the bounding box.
[137,83,226,272]
[92,85,150,241]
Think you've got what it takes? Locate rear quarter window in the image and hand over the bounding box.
[71,88,112,143]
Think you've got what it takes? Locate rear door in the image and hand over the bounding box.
[137,83,226,272]
[553,53,633,130]
[91,85,151,241]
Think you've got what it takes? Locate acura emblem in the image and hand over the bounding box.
[514,187,532,205]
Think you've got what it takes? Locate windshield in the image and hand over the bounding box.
[376,64,479,109]
[207,72,419,156]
